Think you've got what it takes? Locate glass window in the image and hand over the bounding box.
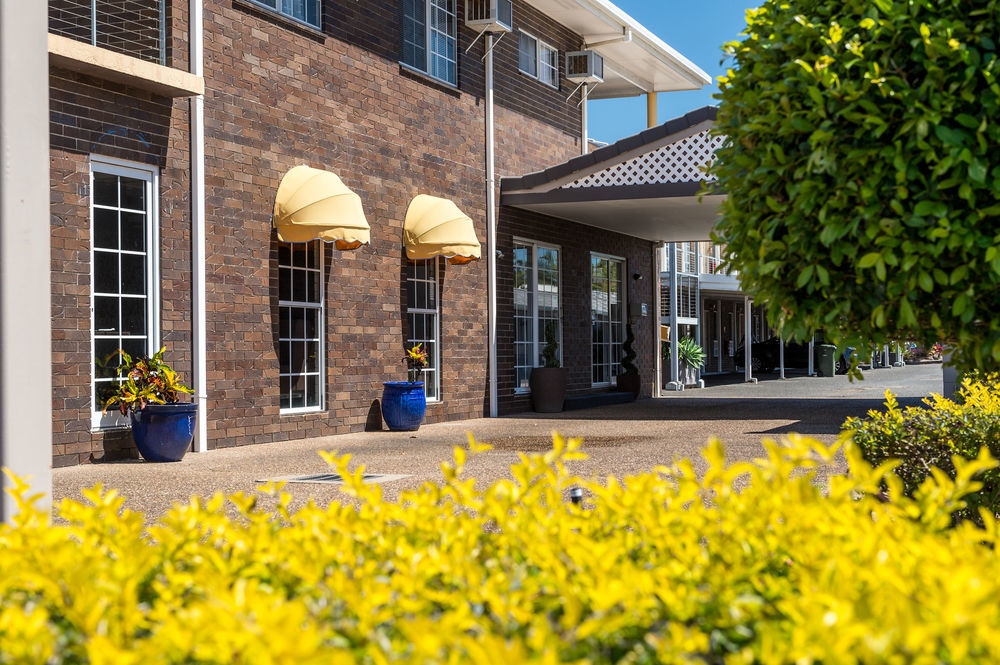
[591,254,625,386]
[518,31,558,89]
[249,0,321,28]
[91,159,156,424]
[402,0,457,86]
[278,241,324,412]
[513,241,561,392]
[407,259,440,400]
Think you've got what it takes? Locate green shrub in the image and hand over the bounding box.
[711,0,1000,370]
[7,433,1000,662]
[844,372,1000,521]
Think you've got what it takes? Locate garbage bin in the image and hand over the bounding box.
[816,344,836,377]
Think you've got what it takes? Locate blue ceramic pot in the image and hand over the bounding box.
[381,382,426,431]
[129,403,197,462]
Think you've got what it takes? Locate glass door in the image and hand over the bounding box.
[591,254,625,386]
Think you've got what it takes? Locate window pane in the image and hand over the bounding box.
[94,251,119,294]
[305,375,320,407]
[121,298,146,336]
[95,381,118,411]
[120,177,145,211]
[306,341,319,372]
[121,337,146,360]
[93,172,117,206]
[94,208,118,250]
[280,376,291,409]
[519,33,537,75]
[120,254,146,295]
[94,339,121,379]
[279,267,292,301]
[120,212,145,252]
[95,297,119,334]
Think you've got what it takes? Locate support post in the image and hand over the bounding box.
[808,336,815,376]
[667,243,681,390]
[190,0,208,453]
[779,332,785,379]
[744,296,755,383]
[654,242,663,397]
[581,83,589,155]
[646,92,657,128]
[485,33,498,417]
[1,0,52,520]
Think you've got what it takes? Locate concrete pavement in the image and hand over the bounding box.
[51,363,943,520]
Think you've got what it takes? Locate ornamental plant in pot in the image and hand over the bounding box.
[616,322,640,398]
[103,347,196,462]
[382,344,428,431]
[529,321,566,413]
[662,337,707,386]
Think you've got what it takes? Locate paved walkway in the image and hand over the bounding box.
[52,364,943,520]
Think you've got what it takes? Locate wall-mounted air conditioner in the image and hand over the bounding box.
[566,50,604,84]
[466,0,513,33]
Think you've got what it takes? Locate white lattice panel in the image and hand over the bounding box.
[565,130,725,188]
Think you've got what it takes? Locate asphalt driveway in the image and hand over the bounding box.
[51,363,943,520]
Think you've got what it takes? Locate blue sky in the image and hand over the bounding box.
[588,1,755,144]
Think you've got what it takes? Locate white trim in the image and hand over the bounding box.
[278,241,326,414]
[89,155,160,430]
[512,238,562,394]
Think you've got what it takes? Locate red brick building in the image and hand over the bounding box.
[45,0,709,466]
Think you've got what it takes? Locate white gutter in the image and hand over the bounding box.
[189,0,208,451]
[486,33,498,418]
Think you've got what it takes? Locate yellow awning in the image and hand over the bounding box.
[403,195,481,265]
[273,165,370,249]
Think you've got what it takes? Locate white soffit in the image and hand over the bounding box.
[525,0,711,98]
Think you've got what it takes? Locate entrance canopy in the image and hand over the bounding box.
[500,106,724,243]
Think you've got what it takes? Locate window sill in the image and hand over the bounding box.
[280,407,326,416]
[398,62,460,94]
[232,0,326,40]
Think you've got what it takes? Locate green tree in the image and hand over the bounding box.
[711,0,1000,370]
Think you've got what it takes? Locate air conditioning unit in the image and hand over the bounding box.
[565,50,604,84]
[466,0,513,33]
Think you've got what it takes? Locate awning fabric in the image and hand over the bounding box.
[273,165,370,249]
[403,195,481,265]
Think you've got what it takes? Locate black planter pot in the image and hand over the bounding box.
[529,367,567,413]
[616,372,640,398]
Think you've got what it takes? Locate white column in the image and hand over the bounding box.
[653,243,663,397]
[668,243,680,389]
[190,0,208,452]
[744,296,754,383]
[580,83,589,155]
[808,336,815,376]
[778,333,785,379]
[693,243,702,388]
[0,1,52,520]
[716,302,722,374]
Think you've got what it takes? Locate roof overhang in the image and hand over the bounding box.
[524,0,711,98]
[501,106,724,243]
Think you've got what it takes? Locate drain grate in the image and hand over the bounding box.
[260,473,410,485]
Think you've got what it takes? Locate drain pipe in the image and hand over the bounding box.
[580,83,589,155]
[485,32,498,418]
[190,0,208,451]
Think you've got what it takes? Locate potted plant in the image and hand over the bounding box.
[662,337,707,386]
[617,322,640,398]
[529,321,566,413]
[382,344,428,431]
[103,347,196,462]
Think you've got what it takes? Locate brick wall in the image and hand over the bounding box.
[49,67,192,467]
[496,206,657,415]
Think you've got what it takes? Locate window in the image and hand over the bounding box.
[513,240,561,392]
[248,0,321,29]
[591,254,625,386]
[518,31,558,88]
[407,259,441,400]
[91,157,158,428]
[278,241,325,412]
[402,0,457,86]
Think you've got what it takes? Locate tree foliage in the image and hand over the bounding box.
[711,0,1000,369]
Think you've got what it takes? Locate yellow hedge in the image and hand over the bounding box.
[4,433,1000,664]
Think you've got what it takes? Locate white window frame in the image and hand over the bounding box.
[402,0,458,86]
[90,155,160,431]
[518,30,559,89]
[407,259,442,402]
[513,238,561,394]
[246,0,322,29]
[278,241,326,415]
[590,251,626,389]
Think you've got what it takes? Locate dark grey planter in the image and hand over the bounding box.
[529,367,567,413]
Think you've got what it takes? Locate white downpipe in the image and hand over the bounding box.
[654,242,663,396]
[808,336,815,376]
[581,83,589,155]
[744,296,754,383]
[778,333,785,379]
[190,0,208,451]
[486,33,498,418]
